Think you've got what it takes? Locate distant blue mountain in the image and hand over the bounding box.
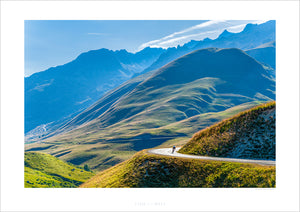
[25,47,165,132]
[142,20,275,75]
[246,41,276,71]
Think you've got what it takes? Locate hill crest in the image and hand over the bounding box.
[80,149,275,188]
[179,101,276,160]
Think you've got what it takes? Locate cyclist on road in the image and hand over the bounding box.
[172,145,176,154]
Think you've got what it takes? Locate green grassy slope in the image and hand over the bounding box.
[25,152,94,188]
[179,101,275,159]
[80,150,275,188]
[154,101,261,147]
[25,101,264,171]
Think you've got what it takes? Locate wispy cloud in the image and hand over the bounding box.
[138,20,267,50]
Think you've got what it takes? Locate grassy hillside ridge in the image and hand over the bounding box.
[154,101,262,148]
[179,101,275,159]
[81,150,275,188]
[25,152,94,188]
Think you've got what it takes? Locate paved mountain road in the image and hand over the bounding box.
[148,148,275,166]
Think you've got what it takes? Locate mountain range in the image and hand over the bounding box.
[25,47,275,171]
[25,47,165,133]
[140,20,275,75]
[25,20,275,135]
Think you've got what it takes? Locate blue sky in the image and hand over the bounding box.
[25,20,266,77]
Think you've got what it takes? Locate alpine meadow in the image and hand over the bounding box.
[25,20,276,188]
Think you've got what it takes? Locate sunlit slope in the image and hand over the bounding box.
[25,103,259,172]
[26,48,275,171]
[25,152,94,188]
[80,150,275,188]
[179,101,275,159]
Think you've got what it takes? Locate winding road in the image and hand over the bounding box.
[148,148,275,166]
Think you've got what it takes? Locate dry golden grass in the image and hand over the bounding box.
[179,101,275,159]
[81,150,275,188]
